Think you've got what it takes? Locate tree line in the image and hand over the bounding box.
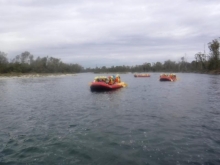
[85,38,220,73]
[1,38,219,74]
[0,51,83,74]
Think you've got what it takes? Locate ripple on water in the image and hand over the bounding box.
[0,73,220,164]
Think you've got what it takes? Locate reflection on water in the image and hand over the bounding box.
[0,73,220,165]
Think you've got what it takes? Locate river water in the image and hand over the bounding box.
[0,73,220,165]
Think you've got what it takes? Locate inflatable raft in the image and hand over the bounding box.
[160,74,177,81]
[134,74,150,77]
[90,82,127,92]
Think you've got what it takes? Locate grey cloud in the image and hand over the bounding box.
[0,0,220,67]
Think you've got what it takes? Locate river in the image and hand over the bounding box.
[0,73,220,165]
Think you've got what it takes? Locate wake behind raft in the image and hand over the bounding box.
[90,75,127,92]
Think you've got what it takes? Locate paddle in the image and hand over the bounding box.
[122,82,128,87]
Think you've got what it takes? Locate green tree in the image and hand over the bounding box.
[179,56,187,72]
[142,62,151,72]
[163,60,177,72]
[0,51,8,64]
[195,52,207,71]
[0,51,8,73]
[208,39,220,70]
[47,57,61,72]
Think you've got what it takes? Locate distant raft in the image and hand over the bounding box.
[134,74,150,77]
[160,73,177,82]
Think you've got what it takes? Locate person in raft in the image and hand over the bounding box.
[108,74,121,85]
[108,76,114,85]
[93,75,121,84]
[114,74,121,83]
[94,76,107,82]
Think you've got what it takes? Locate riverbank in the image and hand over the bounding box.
[208,69,220,75]
[0,73,76,79]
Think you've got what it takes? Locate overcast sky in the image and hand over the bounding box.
[0,0,220,68]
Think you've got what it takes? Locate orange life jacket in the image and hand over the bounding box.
[109,78,113,85]
[115,77,119,83]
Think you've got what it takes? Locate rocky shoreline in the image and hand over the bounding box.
[0,73,76,79]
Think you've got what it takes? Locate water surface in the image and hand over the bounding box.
[0,73,220,165]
